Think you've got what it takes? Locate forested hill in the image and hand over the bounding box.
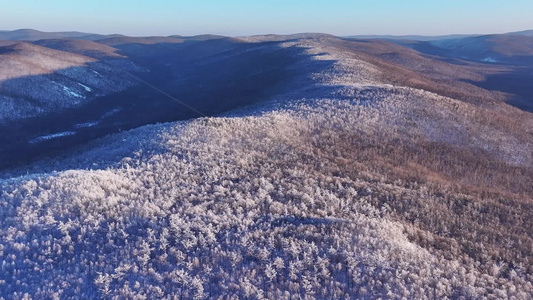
[0,35,532,298]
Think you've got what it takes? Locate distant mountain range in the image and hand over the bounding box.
[344,30,533,74]
[400,34,533,64]
[0,28,126,41]
[2,28,532,41]
[344,29,533,40]
[344,33,480,41]
[499,29,533,36]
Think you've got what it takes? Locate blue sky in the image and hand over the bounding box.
[1,0,532,36]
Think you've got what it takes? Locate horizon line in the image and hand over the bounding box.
[1,27,532,39]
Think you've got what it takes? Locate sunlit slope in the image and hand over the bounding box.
[0,42,135,121]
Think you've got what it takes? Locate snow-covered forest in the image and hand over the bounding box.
[0,38,532,299]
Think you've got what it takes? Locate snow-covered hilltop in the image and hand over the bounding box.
[0,35,532,298]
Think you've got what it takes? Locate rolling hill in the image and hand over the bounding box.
[0,30,532,298]
[344,33,480,41]
[390,32,533,112]
[0,41,136,122]
[345,29,533,41]
[32,39,123,59]
[0,30,532,172]
[407,34,533,64]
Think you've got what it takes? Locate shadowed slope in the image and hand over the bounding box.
[0,38,331,169]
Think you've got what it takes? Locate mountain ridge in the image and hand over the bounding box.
[1,30,533,170]
[344,29,533,40]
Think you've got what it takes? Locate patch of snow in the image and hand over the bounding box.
[29,131,76,144]
[101,108,122,119]
[62,86,84,98]
[74,121,99,129]
[481,57,497,63]
[78,83,92,92]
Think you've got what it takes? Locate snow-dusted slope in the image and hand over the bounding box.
[0,42,136,122]
[0,38,532,298]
